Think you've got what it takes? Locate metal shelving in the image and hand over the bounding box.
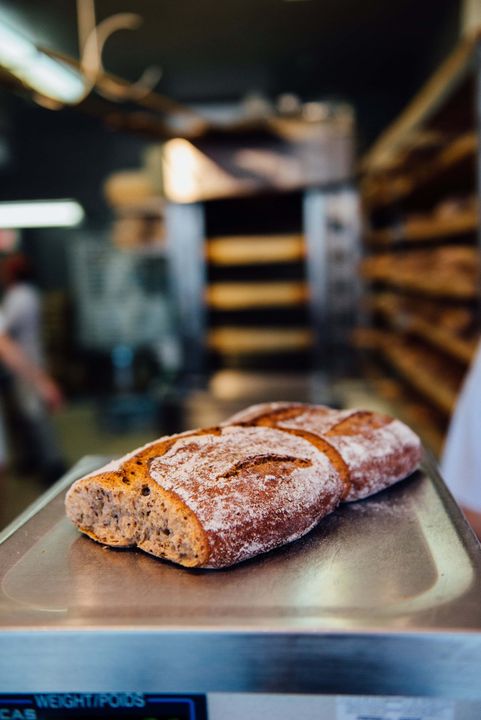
[166,187,360,374]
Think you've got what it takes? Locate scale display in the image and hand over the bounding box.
[0,695,207,720]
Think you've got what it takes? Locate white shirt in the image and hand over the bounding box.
[441,341,481,512]
[2,283,44,367]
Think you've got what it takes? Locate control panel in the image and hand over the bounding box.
[0,695,207,720]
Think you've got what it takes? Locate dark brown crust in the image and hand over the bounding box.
[267,427,351,500]
[225,402,421,502]
[222,454,312,478]
[232,403,315,426]
[325,410,390,436]
[229,405,352,500]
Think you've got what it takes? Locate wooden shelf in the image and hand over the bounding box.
[359,35,479,438]
[370,298,478,363]
[363,132,477,209]
[365,276,478,300]
[382,344,459,416]
[206,234,305,266]
[407,317,478,363]
[367,208,478,246]
[207,327,313,354]
[206,281,308,310]
[356,330,462,415]
[368,376,446,456]
[407,132,477,205]
[437,131,477,170]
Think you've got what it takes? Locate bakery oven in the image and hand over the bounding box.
[1,456,481,719]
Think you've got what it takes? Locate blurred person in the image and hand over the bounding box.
[1,253,65,484]
[441,339,481,539]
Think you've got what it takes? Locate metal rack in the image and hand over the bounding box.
[165,187,360,379]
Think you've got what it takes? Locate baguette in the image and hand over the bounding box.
[65,403,421,569]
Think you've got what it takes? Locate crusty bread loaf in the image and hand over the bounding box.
[65,403,421,569]
[225,402,422,501]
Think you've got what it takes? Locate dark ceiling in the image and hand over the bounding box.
[0,0,461,146]
[0,0,463,228]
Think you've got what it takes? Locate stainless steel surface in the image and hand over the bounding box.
[304,188,329,361]
[304,188,361,371]
[165,201,207,374]
[1,454,481,696]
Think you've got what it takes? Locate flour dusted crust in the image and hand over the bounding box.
[65,402,421,569]
[65,424,343,569]
[149,425,342,567]
[225,402,422,501]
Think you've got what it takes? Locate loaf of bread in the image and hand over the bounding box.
[65,403,421,569]
[225,402,421,501]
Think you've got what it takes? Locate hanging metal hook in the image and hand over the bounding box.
[80,8,162,102]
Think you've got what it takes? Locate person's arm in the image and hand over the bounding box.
[0,333,63,411]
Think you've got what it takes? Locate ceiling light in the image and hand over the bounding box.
[0,22,33,66]
[0,18,86,103]
[0,200,85,229]
[20,55,86,104]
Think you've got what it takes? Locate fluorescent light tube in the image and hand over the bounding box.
[0,22,33,67]
[0,18,86,103]
[0,200,85,228]
[20,55,86,104]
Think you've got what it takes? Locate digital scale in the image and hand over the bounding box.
[1,454,481,720]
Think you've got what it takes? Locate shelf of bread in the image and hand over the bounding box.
[361,245,479,299]
[206,281,308,310]
[370,293,478,364]
[362,173,414,208]
[207,326,313,354]
[405,317,478,364]
[383,350,458,416]
[366,206,478,247]
[206,234,305,265]
[359,35,480,438]
[363,275,477,300]
[354,329,462,415]
[437,131,477,170]
[380,334,461,415]
[362,131,477,209]
[366,375,446,456]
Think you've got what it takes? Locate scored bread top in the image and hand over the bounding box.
[149,425,343,567]
[224,402,422,501]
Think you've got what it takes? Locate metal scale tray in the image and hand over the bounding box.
[1,454,481,700]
